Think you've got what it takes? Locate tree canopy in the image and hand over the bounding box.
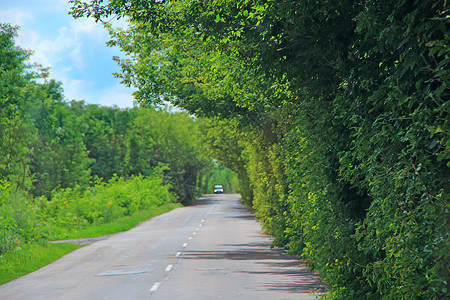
[70,1,449,298]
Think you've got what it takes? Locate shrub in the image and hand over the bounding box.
[0,181,42,255]
[38,174,176,239]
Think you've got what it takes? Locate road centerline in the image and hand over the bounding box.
[150,282,161,292]
[165,265,173,272]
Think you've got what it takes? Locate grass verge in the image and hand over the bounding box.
[0,243,82,285]
[64,203,183,239]
[0,203,182,285]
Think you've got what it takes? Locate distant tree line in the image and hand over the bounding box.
[70,0,449,298]
[0,23,223,204]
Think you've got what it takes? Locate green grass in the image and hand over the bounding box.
[0,203,182,285]
[64,203,183,239]
[0,243,83,285]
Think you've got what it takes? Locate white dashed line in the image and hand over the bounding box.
[165,264,173,272]
[150,282,161,292]
[188,237,192,240]
[201,219,205,223]
[182,243,188,248]
[175,252,181,257]
[193,232,197,235]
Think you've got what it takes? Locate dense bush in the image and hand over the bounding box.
[0,181,42,255]
[39,175,176,240]
[0,175,176,254]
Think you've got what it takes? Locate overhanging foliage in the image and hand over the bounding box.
[72,1,450,297]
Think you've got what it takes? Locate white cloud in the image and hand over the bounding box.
[0,8,41,54]
[72,18,103,36]
[33,18,107,71]
[59,77,135,108]
[44,0,71,12]
[1,0,134,108]
[68,43,84,70]
[98,85,136,108]
[61,78,93,101]
[17,29,41,56]
[60,79,135,109]
[0,7,34,27]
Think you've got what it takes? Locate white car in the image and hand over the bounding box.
[213,185,224,194]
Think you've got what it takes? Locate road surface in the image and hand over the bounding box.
[0,194,324,299]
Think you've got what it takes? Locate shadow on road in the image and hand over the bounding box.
[185,194,327,296]
[192,194,220,206]
[182,242,327,294]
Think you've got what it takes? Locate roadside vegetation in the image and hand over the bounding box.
[70,1,449,299]
[0,23,238,284]
[2,0,448,297]
[0,243,82,285]
[0,199,181,285]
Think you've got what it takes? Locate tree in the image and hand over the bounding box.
[82,104,135,180]
[130,108,212,203]
[0,23,40,190]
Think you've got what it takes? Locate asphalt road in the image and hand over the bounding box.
[0,194,324,300]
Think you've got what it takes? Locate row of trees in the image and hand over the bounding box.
[1,23,225,204]
[70,0,448,298]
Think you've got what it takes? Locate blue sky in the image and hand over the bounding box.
[1,0,135,108]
